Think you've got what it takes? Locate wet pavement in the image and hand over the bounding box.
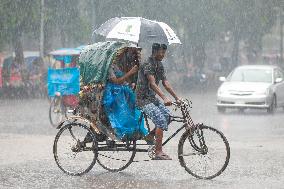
[1,90,284,189]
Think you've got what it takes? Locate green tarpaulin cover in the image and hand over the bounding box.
[78,41,127,85]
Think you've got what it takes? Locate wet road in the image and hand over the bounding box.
[1,91,284,189]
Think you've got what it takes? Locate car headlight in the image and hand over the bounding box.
[218,89,226,95]
[255,88,270,95]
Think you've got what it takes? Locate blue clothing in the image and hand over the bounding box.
[142,100,170,131]
[102,68,148,139]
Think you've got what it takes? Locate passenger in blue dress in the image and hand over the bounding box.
[102,48,148,140]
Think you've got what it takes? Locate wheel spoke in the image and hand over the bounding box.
[68,127,78,141]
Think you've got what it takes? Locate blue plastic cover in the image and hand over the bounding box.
[47,67,80,96]
[102,82,148,139]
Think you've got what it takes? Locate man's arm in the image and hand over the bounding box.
[162,80,180,101]
[147,75,171,105]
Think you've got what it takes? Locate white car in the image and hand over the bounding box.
[217,65,284,113]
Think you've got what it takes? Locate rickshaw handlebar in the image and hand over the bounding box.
[171,99,190,108]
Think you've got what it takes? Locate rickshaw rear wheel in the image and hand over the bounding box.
[97,139,136,172]
[53,122,98,176]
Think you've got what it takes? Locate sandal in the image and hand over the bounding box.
[152,153,172,160]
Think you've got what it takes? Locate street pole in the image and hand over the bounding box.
[40,0,44,58]
[280,10,283,66]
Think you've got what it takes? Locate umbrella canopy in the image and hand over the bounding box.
[94,17,181,45]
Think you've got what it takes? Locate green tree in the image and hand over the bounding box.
[226,0,277,66]
[44,0,91,49]
[0,0,40,65]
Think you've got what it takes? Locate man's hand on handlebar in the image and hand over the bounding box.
[175,97,182,106]
[163,97,172,106]
[164,97,183,107]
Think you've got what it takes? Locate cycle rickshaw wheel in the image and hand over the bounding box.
[97,139,136,172]
[178,124,230,179]
[49,96,66,127]
[53,122,98,176]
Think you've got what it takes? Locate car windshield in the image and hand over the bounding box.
[228,68,272,83]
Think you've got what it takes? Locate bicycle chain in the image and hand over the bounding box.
[97,145,155,162]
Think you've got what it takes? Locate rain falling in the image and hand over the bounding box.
[0,0,284,188]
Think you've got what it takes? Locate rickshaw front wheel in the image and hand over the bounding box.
[178,124,230,179]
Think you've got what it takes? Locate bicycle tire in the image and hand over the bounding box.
[53,122,98,176]
[178,124,230,179]
[49,96,66,127]
[97,140,136,172]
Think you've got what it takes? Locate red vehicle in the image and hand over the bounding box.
[0,51,46,98]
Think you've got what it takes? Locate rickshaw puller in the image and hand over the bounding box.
[136,43,181,160]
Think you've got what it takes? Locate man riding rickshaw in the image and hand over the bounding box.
[53,40,230,178]
[53,17,230,179]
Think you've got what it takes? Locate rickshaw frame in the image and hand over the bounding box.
[53,98,231,179]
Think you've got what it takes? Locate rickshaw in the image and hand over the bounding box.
[47,47,84,127]
[1,51,45,98]
[53,41,230,180]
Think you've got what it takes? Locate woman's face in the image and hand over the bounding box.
[128,48,141,62]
